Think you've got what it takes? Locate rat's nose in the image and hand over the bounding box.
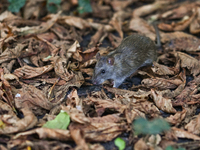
[93,81,97,85]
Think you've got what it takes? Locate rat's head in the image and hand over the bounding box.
[92,53,115,85]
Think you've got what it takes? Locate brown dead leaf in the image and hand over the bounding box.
[151,89,176,113]
[142,77,182,90]
[172,127,200,140]
[129,17,156,41]
[23,0,42,19]
[0,108,37,134]
[53,71,84,103]
[134,138,148,150]
[158,9,197,31]
[70,128,89,150]
[13,64,54,79]
[53,56,74,82]
[80,46,99,63]
[70,121,127,142]
[185,114,200,135]
[62,106,90,124]
[88,26,105,47]
[88,97,127,116]
[174,52,200,76]
[58,16,90,30]
[133,0,172,17]
[0,100,16,117]
[164,36,200,52]
[160,31,196,43]
[14,11,61,35]
[110,0,134,11]
[190,7,200,34]
[14,82,54,111]
[14,128,72,141]
[152,62,175,75]
[0,43,27,64]
[166,107,187,125]
[109,11,130,39]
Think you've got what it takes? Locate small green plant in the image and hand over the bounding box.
[78,0,92,14]
[7,0,92,14]
[8,0,26,13]
[133,117,170,135]
[165,146,185,150]
[43,110,70,130]
[46,0,61,13]
[114,137,126,150]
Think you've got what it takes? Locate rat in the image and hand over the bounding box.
[92,26,160,88]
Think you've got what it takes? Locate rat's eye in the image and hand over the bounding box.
[101,69,105,74]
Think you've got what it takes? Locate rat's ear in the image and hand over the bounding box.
[107,57,114,65]
[96,52,101,60]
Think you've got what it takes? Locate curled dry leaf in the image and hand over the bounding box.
[129,17,156,40]
[88,26,105,47]
[171,127,200,140]
[80,68,93,77]
[190,7,200,34]
[14,11,61,35]
[110,0,134,11]
[66,40,81,61]
[53,56,74,82]
[70,128,89,150]
[0,100,16,117]
[80,59,97,68]
[15,83,54,111]
[151,89,176,113]
[67,89,80,106]
[62,106,90,124]
[133,0,171,17]
[152,62,175,75]
[174,52,200,76]
[134,138,148,150]
[13,64,54,79]
[4,73,19,81]
[161,3,195,19]
[109,11,130,39]
[14,128,71,141]
[185,114,200,135]
[58,16,90,30]
[80,46,99,63]
[175,81,197,105]
[54,71,84,103]
[89,114,123,124]
[166,108,187,125]
[142,77,182,90]
[0,43,27,64]
[70,121,127,142]
[0,108,37,134]
[164,36,200,52]
[160,31,195,43]
[158,8,197,31]
[88,97,127,115]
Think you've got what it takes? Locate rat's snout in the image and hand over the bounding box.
[92,79,97,85]
[92,78,98,85]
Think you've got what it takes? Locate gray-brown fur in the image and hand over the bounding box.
[92,34,157,88]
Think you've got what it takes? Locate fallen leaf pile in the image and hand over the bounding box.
[0,0,200,150]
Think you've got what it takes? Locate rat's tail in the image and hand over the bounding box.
[152,22,161,49]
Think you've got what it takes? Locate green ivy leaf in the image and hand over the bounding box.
[78,0,92,14]
[8,0,26,13]
[133,117,170,135]
[43,110,70,130]
[114,137,126,150]
[46,0,61,13]
[165,146,186,150]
